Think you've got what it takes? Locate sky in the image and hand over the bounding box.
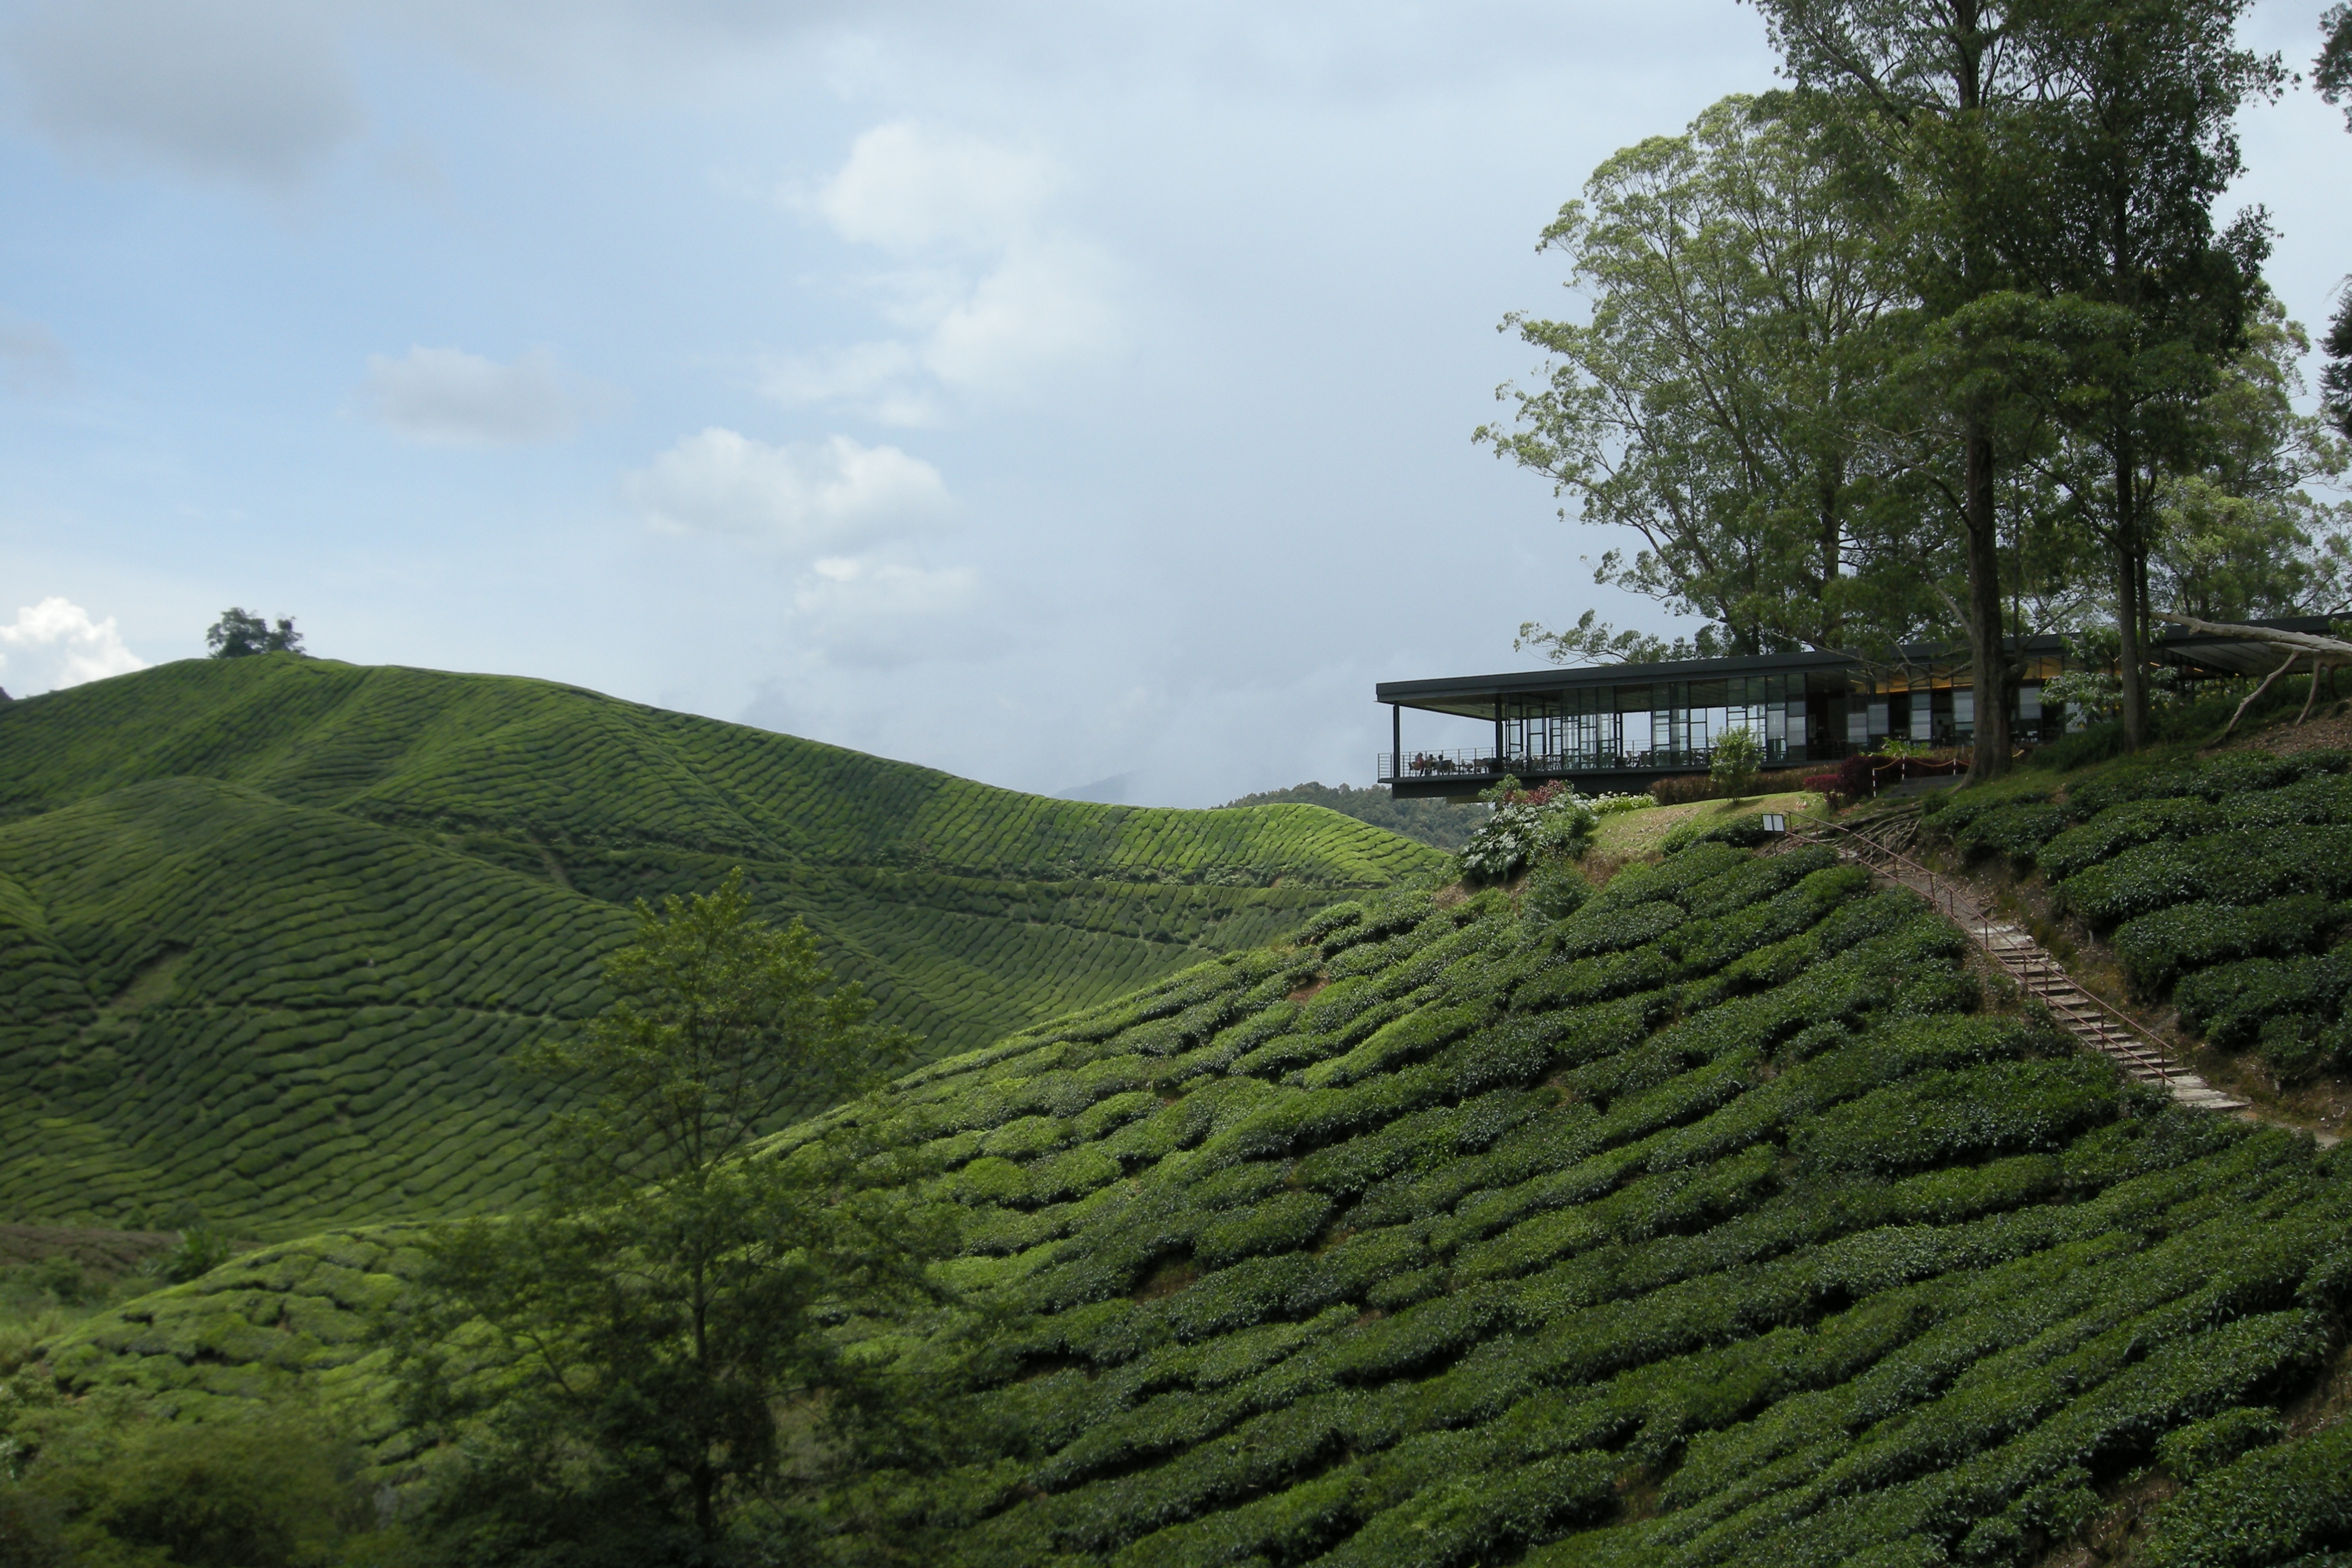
[2,1,2348,806]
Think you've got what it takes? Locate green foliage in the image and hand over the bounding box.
[1475,94,1920,656]
[1458,786,1598,884]
[1954,800,2067,866]
[151,1227,237,1286]
[44,828,2352,1566]
[2142,1419,2352,1568]
[204,608,303,659]
[0,1400,374,1567]
[0,658,1440,1232]
[1521,861,1595,924]
[2155,1406,2284,1482]
[1708,727,1761,798]
[2111,897,2343,995]
[2172,949,2352,1055]
[385,874,948,1559]
[1924,746,2352,1079]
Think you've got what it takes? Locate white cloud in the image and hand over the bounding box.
[758,340,941,427]
[357,346,617,446]
[775,120,1126,414]
[2,0,363,184]
[810,120,1061,254]
[0,597,146,695]
[923,239,1122,394]
[623,429,953,552]
[790,555,980,667]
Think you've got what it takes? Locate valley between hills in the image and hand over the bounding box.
[3,658,2350,1568]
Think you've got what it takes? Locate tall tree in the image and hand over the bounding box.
[2151,300,2352,621]
[388,871,942,1564]
[2318,4,2352,440]
[1753,0,2063,781]
[2027,0,2281,745]
[1477,96,1922,659]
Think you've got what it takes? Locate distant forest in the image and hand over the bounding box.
[1220,780,1486,850]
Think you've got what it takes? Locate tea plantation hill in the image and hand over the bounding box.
[1922,746,2352,1096]
[0,656,1442,1236]
[48,832,2352,1566]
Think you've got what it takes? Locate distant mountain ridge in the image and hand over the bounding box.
[0,656,1444,1233]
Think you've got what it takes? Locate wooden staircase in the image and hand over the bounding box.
[1776,811,2246,1112]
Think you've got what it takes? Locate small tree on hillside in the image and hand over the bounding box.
[1709,725,1762,801]
[387,870,948,1563]
[205,609,303,658]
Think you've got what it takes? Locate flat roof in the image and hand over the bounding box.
[1377,635,2066,717]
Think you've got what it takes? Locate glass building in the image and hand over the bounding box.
[1375,619,2328,799]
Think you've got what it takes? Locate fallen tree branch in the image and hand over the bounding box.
[2152,610,2352,659]
[2222,649,2306,740]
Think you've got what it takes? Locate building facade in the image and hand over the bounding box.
[1377,619,2325,800]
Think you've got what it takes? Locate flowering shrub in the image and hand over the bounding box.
[1456,781,1599,884]
[1805,753,1879,808]
[1587,793,1654,815]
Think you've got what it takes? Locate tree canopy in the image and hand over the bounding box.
[202,609,303,659]
[1487,2,2341,770]
[386,870,945,1564]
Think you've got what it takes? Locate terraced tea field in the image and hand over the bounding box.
[0,657,1442,1234]
[48,837,2352,1565]
[1930,748,2352,1082]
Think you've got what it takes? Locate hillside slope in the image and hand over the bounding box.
[0,658,1442,1233]
[46,838,2351,1565]
[1926,746,2352,1107]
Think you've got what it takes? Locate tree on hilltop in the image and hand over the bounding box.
[204,608,303,658]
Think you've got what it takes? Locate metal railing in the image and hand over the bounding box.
[1380,746,1739,782]
[1780,809,2180,1084]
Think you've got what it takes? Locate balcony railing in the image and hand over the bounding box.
[1380,747,1730,782]
[1379,724,2066,786]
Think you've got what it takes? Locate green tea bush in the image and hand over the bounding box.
[2141,1419,2352,1568]
[2155,1406,2286,1481]
[2057,827,2352,926]
[1521,860,1593,924]
[1955,800,2069,864]
[2111,897,2344,995]
[35,811,2352,1568]
[2037,798,2227,882]
[0,662,1446,1234]
[2173,948,2352,1051]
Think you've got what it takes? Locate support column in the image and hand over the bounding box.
[1494,697,1505,769]
[1390,704,1400,783]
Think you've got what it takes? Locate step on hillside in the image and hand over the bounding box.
[1785,819,2246,1113]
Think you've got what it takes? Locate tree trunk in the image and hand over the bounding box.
[2113,443,2147,749]
[1964,420,2012,784]
[1819,467,1844,647]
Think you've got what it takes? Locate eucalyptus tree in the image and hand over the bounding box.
[1476,95,1923,662]
[2025,0,2282,746]
[1753,0,2074,780]
[2151,301,2352,622]
[2319,4,2352,440]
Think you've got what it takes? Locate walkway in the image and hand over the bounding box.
[1777,811,2246,1113]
